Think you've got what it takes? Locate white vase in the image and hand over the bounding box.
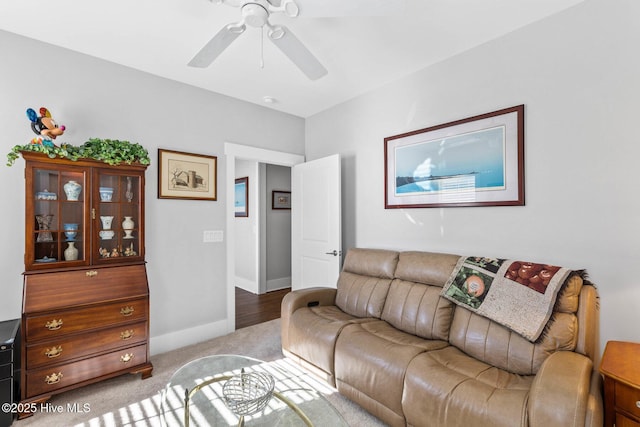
[100,215,114,230]
[122,216,134,239]
[63,180,82,201]
[64,242,78,261]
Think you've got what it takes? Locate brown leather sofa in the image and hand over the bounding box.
[281,248,603,427]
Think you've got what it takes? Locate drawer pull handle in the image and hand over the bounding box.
[120,353,135,363]
[45,372,63,385]
[45,345,63,358]
[45,319,63,330]
[86,270,98,277]
[120,306,135,316]
[120,330,134,340]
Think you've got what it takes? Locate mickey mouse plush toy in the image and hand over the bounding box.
[26,107,66,147]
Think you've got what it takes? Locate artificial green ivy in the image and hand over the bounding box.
[6,138,151,167]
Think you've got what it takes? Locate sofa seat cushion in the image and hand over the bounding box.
[357,319,450,351]
[287,305,375,378]
[335,321,449,425]
[403,346,533,427]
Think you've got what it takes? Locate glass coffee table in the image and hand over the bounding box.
[160,354,348,426]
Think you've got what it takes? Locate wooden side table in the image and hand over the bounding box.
[600,341,640,427]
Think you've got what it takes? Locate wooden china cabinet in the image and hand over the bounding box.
[18,151,153,418]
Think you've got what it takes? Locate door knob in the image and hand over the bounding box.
[325,250,340,256]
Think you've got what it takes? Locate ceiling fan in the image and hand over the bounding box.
[188,0,404,80]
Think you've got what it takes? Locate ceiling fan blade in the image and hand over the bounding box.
[188,23,246,68]
[294,0,405,17]
[269,25,327,80]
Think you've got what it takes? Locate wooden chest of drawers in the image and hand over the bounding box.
[601,341,640,427]
[20,264,153,417]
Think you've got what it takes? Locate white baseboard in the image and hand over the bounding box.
[235,276,259,293]
[267,276,291,291]
[149,318,230,356]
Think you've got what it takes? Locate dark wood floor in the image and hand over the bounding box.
[235,287,290,330]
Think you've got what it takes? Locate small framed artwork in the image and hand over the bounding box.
[158,149,217,200]
[384,105,524,208]
[272,190,291,210]
[235,177,249,217]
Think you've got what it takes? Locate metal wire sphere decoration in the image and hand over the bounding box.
[222,370,275,416]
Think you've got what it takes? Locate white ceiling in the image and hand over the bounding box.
[0,0,584,118]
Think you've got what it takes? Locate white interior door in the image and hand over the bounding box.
[291,154,341,290]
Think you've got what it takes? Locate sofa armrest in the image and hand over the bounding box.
[281,287,337,349]
[281,287,337,317]
[528,351,599,427]
[585,370,603,427]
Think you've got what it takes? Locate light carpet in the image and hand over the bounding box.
[17,319,387,426]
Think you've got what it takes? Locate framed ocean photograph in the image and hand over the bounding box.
[384,105,524,208]
[235,177,249,217]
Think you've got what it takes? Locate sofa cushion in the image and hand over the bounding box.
[340,248,399,279]
[334,321,448,426]
[286,305,375,380]
[394,251,459,286]
[335,248,398,318]
[379,251,458,341]
[381,279,454,341]
[441,257,579,342]
[403,346,533,427]
[447,273,583,375]
[356,319,450,351]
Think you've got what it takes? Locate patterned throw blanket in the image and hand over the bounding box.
[441,256,576,342]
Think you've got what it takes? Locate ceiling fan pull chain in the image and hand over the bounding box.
[260,27,265,69]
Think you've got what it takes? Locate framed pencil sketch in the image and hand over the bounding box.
[158,149,217,200]
[235,177,249,217]
[272,190,291,210]
[384,105,524,208]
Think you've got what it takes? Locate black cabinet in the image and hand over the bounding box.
[0,319,20,427]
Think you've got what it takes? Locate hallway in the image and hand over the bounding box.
[235,287,290,329]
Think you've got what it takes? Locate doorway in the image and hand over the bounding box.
[234,161,292,295]
[225,143,305,332]
[234,161,292,329]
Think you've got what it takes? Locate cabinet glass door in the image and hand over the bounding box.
[31,167,87,267]
[94,170,144,263]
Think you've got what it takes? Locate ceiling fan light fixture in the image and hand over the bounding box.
[268,25,285,40]
[242,3,269,27]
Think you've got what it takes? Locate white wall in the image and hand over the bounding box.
[265,164,292,291]
[234,159,259,293]
[0,30,304,353]
[305,0,640,353]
